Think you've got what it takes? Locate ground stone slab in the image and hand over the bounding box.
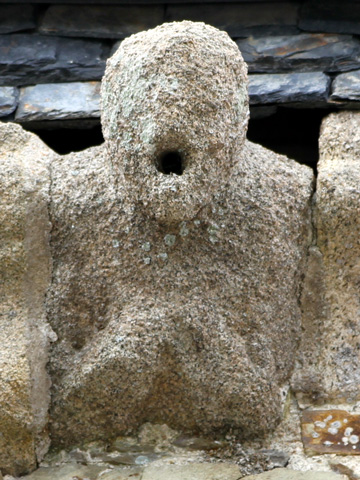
[243,468,347,479]
[248,72,330,105]
[21,464,114,480]
[0,87,18,117]
[166,3,299,37]
[237,34,360,73]
[142,463,242,480]
[0,35,108,86]
[331,69,360,101]
[16,82,100,121]
[0,5,35,34]
[40,5,165,38]
[299,1,360,35]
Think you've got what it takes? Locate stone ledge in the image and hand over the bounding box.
[238,33,360,73]
[6,72,360,125]
[249,72,330,105]
[0,5,36,34]
[299,1,360,35]
[40,5,165,38]
[0,86,18,117]
[165,2,299,37]
[331,69,360,101]
[0,34,109,86]
[15,82,101,122]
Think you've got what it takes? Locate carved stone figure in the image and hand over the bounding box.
[0,21,313,473]
[47,22,313,447]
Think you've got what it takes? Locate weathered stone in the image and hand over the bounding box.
[0,35,108,86]
[0,124,56,475]
[237,34,360,73]
[0,87,18,117]
[0,5,36,34]
[142,463,241,480]
[46,21,313,448]
[166,3,299,36]
[243,468,348,479]
[302,410,360,455]
[331,70,360,101]
[306,112,360,404]
[15,82,100,122]
[0,35,56,85]
[300,1,360,35]
[292,111,360,408]
[249,72,330,105]
[260,450,290,469]
[40,5,165,38]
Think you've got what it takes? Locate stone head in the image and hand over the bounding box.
[101,21,249,223]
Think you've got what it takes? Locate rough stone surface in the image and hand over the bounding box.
[0,5,36,34]
[0,35,108,86]
[166,3,299,36]
[243,469,348,479]
[292,111,360,406]
[0,124,56,475]
[16,82,100,122]
[300,1,360,35]
[237,34,360,73]
[40,5,165,38]
[46,22,313,448]
[0,87,18,117]
[142,463,242,480]
[248,72,330,105]
[331,70,360,101]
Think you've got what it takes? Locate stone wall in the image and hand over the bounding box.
[1,1,360,127]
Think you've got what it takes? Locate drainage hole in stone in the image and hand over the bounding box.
[158,151,184,175]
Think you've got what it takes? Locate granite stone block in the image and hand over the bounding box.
[166,3,300,37]
[331,69,360,101]
[0,5,36,34]
[248,72,330,105]
[0,35,108,86]
[238,33,360,73]
[300,1,360,35]
[40,5,165,38]
[15,82,100,122]
[0,87,19,117]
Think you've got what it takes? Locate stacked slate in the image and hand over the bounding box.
[0,1,359,125]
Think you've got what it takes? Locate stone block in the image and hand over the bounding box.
[0,87,18,117]
[166,3,299,37]
[0,34,57,84]
[314,112,360,404]
[0,35,108,86]
[331,70,360,101]
[0,123,55,475]
[16,82,100,122]
[237,33,360,73]
[0,5,36,34]
[248,72,330,105]
[302,410,360,455]
[300,1,360,35]
[293,111,360,407]
[40,5,165,38]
